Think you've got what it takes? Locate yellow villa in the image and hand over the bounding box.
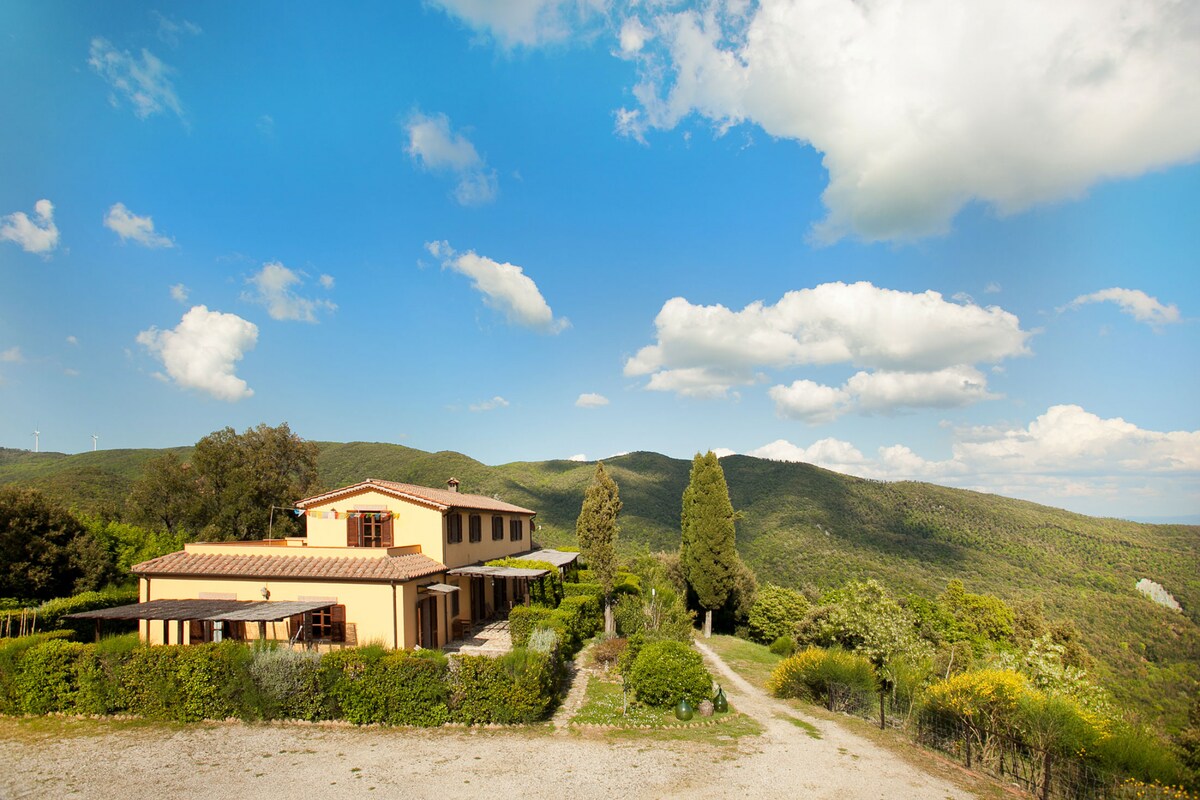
[74,478,578,650]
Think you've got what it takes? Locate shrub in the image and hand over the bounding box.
[319,648,450,726]
[1091,724,1190,787]
[563,582,603,598]
[768,646,877,712]
[748,584,810,644]
[527,627,560,657]
[0,630,73,713]
[591,636,626,669]
[35,586,140,638]
[769,635,796,657]
[613,593,644,637]
[509,606,556,648]
[451,649,556,724]
[556,594,602,648]
[618,632,644,676]
[75,633,138,715]
[15,638,86,714]
[626,640,712,708]
[248,644,324,721]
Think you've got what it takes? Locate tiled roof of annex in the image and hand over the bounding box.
[295,478,536,515]
[132,551,446,583]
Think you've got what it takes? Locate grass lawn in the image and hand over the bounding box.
[570,675,762,743]
[704,634,783,690]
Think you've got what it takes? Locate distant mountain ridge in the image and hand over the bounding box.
[1,440,1196,725]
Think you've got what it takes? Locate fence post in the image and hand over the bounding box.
[879,690,886,730]
[964,730,972,769]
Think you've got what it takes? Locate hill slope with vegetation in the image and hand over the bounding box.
[1,440,1196,725]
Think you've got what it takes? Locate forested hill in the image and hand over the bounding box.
[1,441,1197,722]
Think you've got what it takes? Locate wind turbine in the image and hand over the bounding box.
[32,426,40,453]
[91,434,98,452]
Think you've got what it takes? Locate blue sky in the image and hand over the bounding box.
[1,1,1197,520]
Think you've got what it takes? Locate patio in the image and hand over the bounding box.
[442,619,512,656]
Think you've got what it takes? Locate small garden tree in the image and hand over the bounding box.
[680,451,738,638]
[575,462,621,633]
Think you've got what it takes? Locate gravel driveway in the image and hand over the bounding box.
[0,644,975,800]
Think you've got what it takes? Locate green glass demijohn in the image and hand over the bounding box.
[675,697,694,721]
[712,685,728,713]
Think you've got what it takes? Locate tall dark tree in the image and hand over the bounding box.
[0,487,113,600]
[680,451,739,638]
[576,462,622,633]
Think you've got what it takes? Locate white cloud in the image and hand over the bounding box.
[404,111,498,206]
[470,396,510,412]
[768,380,850,423]
[426,241,569,333]
[136,305,258,401]
[711,447,737,459]
[170,283,189,303]
[88,38,183,121]
[1,199,59,255]
[152,12,202,47]
[624,0,1200,242]
[66,336,78,346]
[846,366,996,412]
[619,17,652,55]
[1062,287,1181,328]
[567,453,589,462]
[318,274,335,290]
[628,282,1027,409]
[576,392,610,408]
[105,202,174,248]
[985,282,1002,294]
[430,0,595,47]
[244,262,337,323]
[0,347,22,363]
[749,404,1200,508]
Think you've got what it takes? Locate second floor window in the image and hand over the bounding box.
[447,513,463,544]
[492,515,504,541]
[469,514,481,543]
[347,513,391,547]
[510,519,523,541]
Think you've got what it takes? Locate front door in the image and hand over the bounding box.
[471,577,487,621]
[417,596,438,648]
[493,577,509,613]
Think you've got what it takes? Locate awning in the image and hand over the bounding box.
[447,565,549,579]
[418,583,460,594]
[515,548,580,569]
[67,599,335,623]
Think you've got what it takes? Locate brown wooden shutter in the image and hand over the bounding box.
[330,604,346,643]
[189,620,204,644]
[346,515,358,547]
[381,515,393,548]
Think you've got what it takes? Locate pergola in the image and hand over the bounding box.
[68,598,336,644]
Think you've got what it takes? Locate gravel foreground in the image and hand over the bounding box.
[0,643,976,800]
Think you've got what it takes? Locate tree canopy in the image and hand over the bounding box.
[680,451,739,636]
[575,462,621,596]
[0,487,115,601]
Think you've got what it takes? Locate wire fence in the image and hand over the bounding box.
[813,682,1138,800]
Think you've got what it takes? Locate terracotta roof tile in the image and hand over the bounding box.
[132,551,446,583]
[296,478,535,515]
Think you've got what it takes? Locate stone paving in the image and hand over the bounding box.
[441,619,512,656]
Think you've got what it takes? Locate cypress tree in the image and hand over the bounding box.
[681,451,738,638]
[576,462,622,633]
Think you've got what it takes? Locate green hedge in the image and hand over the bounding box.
[0,635,561,727]
[562,582,603,598]
[0,587,139,638]
[509,595,602,655]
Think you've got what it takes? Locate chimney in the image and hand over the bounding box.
[446,477,460,493]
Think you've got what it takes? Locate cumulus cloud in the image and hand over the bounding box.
[576,392,610,408]
[470,396,510,412]
[66,336,78,346]
[404,111,498,206]
[88,38,183,121]
[1062,287,1181,328]
[318,274,335,290]
[244,262,337,323]
[567,453,589,462]
[749,404,1200,510]
[136,306,258,401]
[622,0,1200,242]
[619,17,652,55]
[628,282,1026,412]
[105,203,174,248]
[1,199,59,255]
[426,241,569,333]
[170,284,189,303]
[0,347,22,363]
[430,0,596,47]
